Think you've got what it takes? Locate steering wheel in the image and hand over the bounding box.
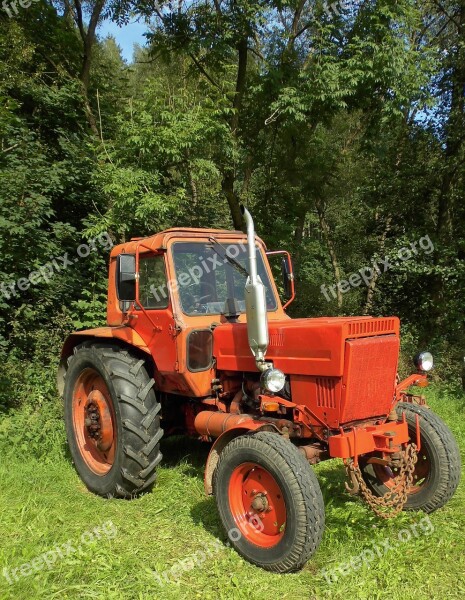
[182,282,216,313]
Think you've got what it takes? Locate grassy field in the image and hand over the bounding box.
[0,386,464,600]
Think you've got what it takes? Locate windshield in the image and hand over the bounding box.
[172,241,277,316]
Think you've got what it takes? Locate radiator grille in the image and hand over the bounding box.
[348,319,396,336]
[341,335,399,423]
[316,377,337,409]
[269,333,285,348]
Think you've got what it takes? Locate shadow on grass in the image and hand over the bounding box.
[161,437,380,546]
[62,439,73,463]
[160,435,211,479]
[191,497,224,539]
[64,428,384,546]
[62,433,211,478]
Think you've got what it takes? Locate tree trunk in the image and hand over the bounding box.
[364,214,392,315]
[82,87,100,138]
[72,0,106,137]
[315,199,343,309]
[221,37,249,231]
[222,173,244,230]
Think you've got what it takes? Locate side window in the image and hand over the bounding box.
[187,330,213,371]
[139,254,169,309]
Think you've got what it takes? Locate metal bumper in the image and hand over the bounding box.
[328,419,410,459]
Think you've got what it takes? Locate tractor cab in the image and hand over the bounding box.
[93,224,291,399]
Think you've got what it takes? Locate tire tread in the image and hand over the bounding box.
[213,431,325,573]
[64,343,163,499]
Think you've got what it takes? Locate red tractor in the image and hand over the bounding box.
[59,206,461,573]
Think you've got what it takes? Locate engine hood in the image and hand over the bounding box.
[213,316,399,376]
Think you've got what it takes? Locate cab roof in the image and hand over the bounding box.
[110,227,267,258]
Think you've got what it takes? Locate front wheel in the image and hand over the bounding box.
[360,402,461,512]
[213,431,325,573]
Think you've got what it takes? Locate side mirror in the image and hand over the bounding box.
[116,254,136,301]
[281,256,292,297]
[266,250,295,310]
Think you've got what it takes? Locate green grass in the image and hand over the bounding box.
[0,387,464,600]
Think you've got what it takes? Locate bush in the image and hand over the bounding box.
[0,321,68,459]
[0,395,65,460]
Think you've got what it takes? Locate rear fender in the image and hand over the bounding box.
[57,327,151,396]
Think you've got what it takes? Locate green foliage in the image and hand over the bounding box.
[0,394,65,460]
[0,340,66,458]
[69,287,108,329]
[1,0,465,413]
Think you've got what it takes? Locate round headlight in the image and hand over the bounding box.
[261,368,286,393]
[414,351,434,372]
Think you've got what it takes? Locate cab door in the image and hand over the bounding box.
[135,252,180,388]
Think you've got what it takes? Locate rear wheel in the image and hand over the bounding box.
[213,431,325,573]
[360,402,461,512]
[64,343,163,498]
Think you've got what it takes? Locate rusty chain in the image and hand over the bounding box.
[345,443,418,519]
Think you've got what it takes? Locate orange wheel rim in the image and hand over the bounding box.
[374,448,431,495]
[228,462,286,548]
[72,368,116,475]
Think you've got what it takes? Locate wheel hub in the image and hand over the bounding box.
[84,390,114,452]
[251,492,269,513]
[72,368,116,476]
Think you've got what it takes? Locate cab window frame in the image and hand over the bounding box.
[171,241,278,317]
[136,252,170,310]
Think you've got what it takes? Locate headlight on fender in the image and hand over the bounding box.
[414,351,434,372]
[260,368,286,393]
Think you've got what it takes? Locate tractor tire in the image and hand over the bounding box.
[213,431,325,573]
[360,402,461,512]
[64,342,163,498]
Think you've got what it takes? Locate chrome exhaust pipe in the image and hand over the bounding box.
[241,205,271,372]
